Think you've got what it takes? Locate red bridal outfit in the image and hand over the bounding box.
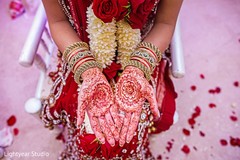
[41,0,177,159]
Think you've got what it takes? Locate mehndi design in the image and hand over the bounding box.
[77,67,120,146]
[115,66,160,146]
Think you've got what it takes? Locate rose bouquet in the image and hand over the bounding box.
[87,0,157,68]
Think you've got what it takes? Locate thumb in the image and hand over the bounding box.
[77,90,88,127]
[144,85,160,119]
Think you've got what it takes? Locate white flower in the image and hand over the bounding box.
[116,20,141,64]
[86,5,141,68]
[86,6,117,68]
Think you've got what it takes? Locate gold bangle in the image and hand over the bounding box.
[74,61,102,84]
[63,42,89,61]
[68,50,92,70]
[66,47,89,62]
[138,42,162,62]
[122,60,151,81]
[131,49,157,71]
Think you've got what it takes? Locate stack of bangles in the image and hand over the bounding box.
[63,42,102,84]
[122,42,162,81]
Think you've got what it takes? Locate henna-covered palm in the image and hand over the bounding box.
[77,67,121,146]
[115,66,160,147]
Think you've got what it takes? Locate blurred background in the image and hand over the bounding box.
[0,0,239,159]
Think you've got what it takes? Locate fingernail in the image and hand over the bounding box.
[126,137,132,143]
[119,142,125,147]
[109,139,115,147]
[126,138,129,143]
[119,142,123,147]
[111,143,115,147]
[101,139,105,144]
[115,135,119,141]
[126,138,131,143]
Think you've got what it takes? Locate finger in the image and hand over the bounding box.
[118,113,125,129]
[98,116,115,147]
[105,111,119,141]
[126,109,142,143]
[119,112,131,147]
[88,111,105,144]
[156,82,165,110]
[156,60,167,110]
[117,111,125,134]
[109,104,122,136]
[77,93,88,127]
[144,85,160,119]
[113,102,124,133]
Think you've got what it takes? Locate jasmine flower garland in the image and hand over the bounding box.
[86,5,141,68]
[86,5,117,68]
[116,19,141,64]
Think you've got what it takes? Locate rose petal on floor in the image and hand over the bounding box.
[7,115,17,126]
[191,85,197,91]
[13,128,19,136]
[220,139,228,146]
[182,128,191,136]
[209,103,217,108]
[200,74,205,79]
[181,145,190,154]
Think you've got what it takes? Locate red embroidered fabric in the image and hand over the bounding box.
[41,0,177,159]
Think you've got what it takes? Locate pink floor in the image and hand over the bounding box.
[0,0,240,160]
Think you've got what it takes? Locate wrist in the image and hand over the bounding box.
[74,61,102,84]
[122,42,162,81]
[81,67,102,80]
[137,42,162,63]
[125,66,144,77]
[122,60,151,80]
[63,41,89,62]
[62,42,103,84]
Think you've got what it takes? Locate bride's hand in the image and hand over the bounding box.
[77,67,120,146]
[115,66,160,147]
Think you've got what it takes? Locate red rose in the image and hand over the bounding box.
[103,62,121,80]
[92,0,128,23]
[181,145,190,154]
[130,0,155,15]
[129,0,145,13]
[129,0,156,29]
[116,0,129,21]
